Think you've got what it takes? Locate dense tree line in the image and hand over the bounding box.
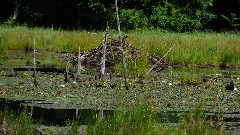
[0,0,240,32]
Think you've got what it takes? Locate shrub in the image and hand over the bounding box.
[110,9,149,30]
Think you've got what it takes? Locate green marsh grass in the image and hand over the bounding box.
[177,105,226,135]
[86,103,226,135]
[128,30,240,67]
[179,73,202,85]
[1,26,240,76]
[115,52,149,77]
[0,26,103,53]
[0,103,227,135]
[87,103,158,135]
[0,108,34,135]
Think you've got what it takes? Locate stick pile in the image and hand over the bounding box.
[70,37,169,73]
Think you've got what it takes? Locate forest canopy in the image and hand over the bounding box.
[0,0,240,32]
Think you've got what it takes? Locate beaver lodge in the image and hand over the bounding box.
[70,36,169,74]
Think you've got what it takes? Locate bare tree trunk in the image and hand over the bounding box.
[115,0,129,90]
[100,23,109,78]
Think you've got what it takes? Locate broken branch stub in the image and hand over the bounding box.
[33,33,38,86]
[76,46,81,81]
[100,23,109,77]
[64,53,70,82]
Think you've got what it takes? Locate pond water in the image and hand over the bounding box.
[0,65,240,133]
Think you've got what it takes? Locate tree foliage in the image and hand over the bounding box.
[0,0,239,31]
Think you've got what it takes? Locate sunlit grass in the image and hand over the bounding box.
[128,30,240,67]
[1,26,240,76]
[85,102,226,135]
[87,102,157,135]
[0,26,103,53]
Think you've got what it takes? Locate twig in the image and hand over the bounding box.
[33,33,38,86]
[100,22,109,77]
[33,34,36,77]
[76,46,81,81]
[144,44,175,77]
[12,0,24,20]
[31,32,37,116]
[115,0,129,90]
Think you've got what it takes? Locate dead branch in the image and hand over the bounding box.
[144,44,175,77]
[76,46,81,81]
[100,22,109,77]
[115,0,129,90]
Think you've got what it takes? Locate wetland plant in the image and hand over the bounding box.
[178,105,226,135]
[1,26,240,78]
[0,104,227,135]
[87,103,157,135]
[1,26,240,76]
[0,108,34,135]
[179,72,202,85]
[86,103,226,135]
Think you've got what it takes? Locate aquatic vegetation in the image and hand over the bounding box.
[0,25,239,134]
[86,103,227,135]
[0,108,34,135]
[87,103,157,135]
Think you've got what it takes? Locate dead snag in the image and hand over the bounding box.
[115,0,129,90]
[100,22,109,78]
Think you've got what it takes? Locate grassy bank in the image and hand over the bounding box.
[0,104,226,135]
[0,26,240,76]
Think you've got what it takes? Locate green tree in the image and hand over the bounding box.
[0,0,218,31]
[150,0,216,32]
